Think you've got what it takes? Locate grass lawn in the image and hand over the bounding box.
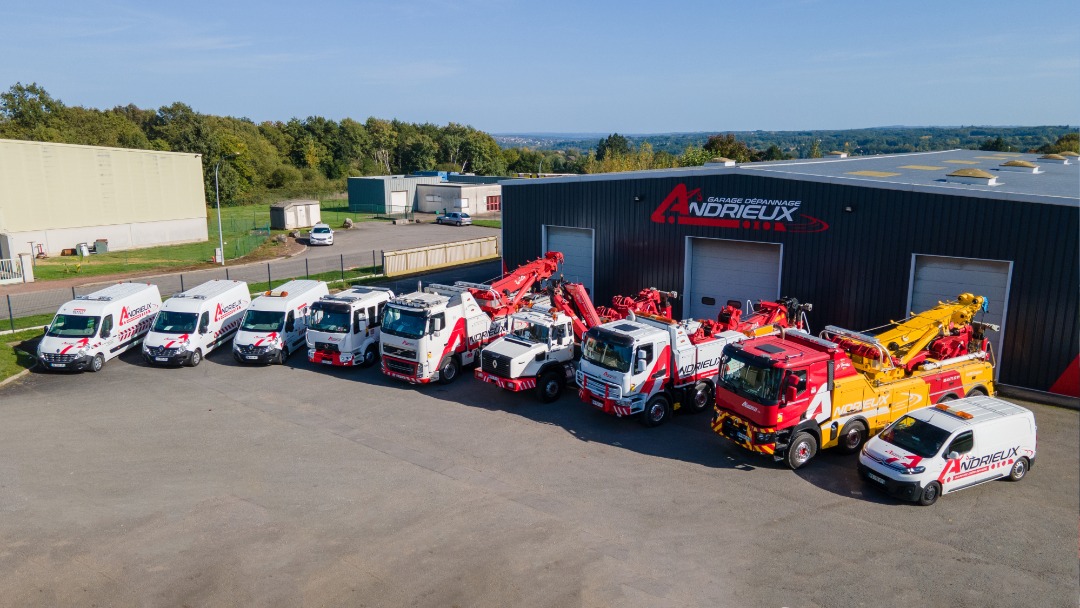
[0,328,43,383]
[471,219,501,228]
[1,313,53,332]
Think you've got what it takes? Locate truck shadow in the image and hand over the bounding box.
[791,450,903,505]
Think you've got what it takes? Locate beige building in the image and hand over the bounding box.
[0,139,208,258]
[415,182,502,215]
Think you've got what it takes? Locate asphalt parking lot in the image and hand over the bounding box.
[1,346,1077,607]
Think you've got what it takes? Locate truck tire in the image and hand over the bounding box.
[1008,457,1029,481]
[968,387,987,397]
[437,356,460,384]
[686,381,713,414]
[837,420,868,454]
[89,353,104,373]
[918,481,942,506]
[536,370,563,403]
[188,348,202,367]
[639,394,671,427]
[785,432,817,469]
[360,344,378,368]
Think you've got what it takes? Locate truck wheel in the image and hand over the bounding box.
[937,394,957,404]
[536,370,563,403]
[1008,457,1029,481]
[918,481,942,506]
[639,394,671,427]
[89,353,104,373]
[968,387,987,397]
[837,420,868,454]
[686,381,713,414]
[785,432,817,469]
[188,349,202,367]
[360,344,378,368]
[437,356,459,384]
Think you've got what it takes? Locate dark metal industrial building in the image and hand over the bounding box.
[500,150,1079,399]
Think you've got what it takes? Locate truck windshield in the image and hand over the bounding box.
[241,310,285,332]
[151,311,198,334]
[509,319,549,344]
[879,415,951,458]
[718,352,783,403]
[582,334,632,372]
[46,314,100,338]
[308,303,351,333]
[381,306,426,339]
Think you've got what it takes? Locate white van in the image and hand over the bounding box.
[37,283,162,372]
[859,396,1037,506]
[142,280,251,367]
[306,286,394,367]
[233,280,329,364]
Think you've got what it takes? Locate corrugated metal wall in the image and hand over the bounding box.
[502,173,1079,394]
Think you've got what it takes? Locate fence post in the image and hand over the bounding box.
[340,254,345,284]
[72,286,76,299]
[7,294,14,333]
[380,250,384,275]
[305,258,309,279]
[372,250,376,274]
[267,263,272,291]
[225,267,230,280]
[180,274,185,292]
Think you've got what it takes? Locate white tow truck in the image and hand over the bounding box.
[306,286,394,367]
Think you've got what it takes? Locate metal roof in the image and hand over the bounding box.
[270,198,318,209]
[501,149,1079,207]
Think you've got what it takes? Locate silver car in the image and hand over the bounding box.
[437,212,472,226]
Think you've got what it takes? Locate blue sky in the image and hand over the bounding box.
[2,0,1077,133]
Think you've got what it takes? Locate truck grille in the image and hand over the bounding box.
[315,342,339,353]
[382,344,416,360]
[384,358,417,375]
[236,344,271,354]
[41,353,78,363]
[481,352,512,377]
[577,372,622,399]
[145,346,180,357]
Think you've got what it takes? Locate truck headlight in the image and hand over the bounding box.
[754,432,776,444]
[898,466,926,475]
[340,353,353,361]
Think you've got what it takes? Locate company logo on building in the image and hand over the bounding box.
[650,183,829,233]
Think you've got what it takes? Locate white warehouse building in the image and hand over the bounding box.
[0,139,208,258]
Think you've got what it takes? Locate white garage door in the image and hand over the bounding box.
[687,238,782,320]
[390,190,408,214]
[545,226,594,295]
[908,254,1011,372]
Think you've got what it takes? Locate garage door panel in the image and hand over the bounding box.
[545,226,593,294]
[688,238,781,320]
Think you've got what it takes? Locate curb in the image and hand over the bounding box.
[0,367,32,389]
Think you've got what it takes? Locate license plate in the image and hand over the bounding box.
[592,399,603,408]
[155,357,168,362]
[736,432,750,442]
[245,356,258,360]
[867,472,887,485]
[322,360,333,365]
[51,363,66,368]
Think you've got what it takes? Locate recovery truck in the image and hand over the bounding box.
[379,252,563,384]
[306,286,395,367]
[711,293,998,469]
[474,281,678,402]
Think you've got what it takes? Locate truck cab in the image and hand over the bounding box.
[475,307,576,401]
[306,286,393,367]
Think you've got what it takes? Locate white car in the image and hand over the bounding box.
[309,223,334,246]
[858,396,1037,506]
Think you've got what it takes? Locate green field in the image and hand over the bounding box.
[472,219,501,228]
[0,328,42,383]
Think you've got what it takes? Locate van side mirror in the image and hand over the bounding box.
[285,320,295,332]
[946,451,960,460]
[100,329,111,338]
[634,359,646,374]
[199,326,208,335]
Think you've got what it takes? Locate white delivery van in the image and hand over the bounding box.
[307,286,394,367]
[233,280,329,364]
[859,396,1037,506]
[37,283,162,372]
[142,280,251,367]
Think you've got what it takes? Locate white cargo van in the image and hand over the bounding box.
[142,280,251,367]
[233,280,329,364]
[37,283,162,372]
[859,396,1037,506]
[306,286,394,367]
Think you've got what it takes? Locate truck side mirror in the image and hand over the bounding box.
[635,359,646,374]
[784,385,798,403]
[432,317,444,332]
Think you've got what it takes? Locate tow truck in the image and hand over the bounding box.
[712,293,998,469]
[379,252,563,384]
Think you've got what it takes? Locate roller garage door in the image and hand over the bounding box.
[686,238,782,320]
[544,226,594,294]
[908,254,1012,373]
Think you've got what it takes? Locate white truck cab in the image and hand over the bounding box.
[38,282,162,372]
[234,280,329,364]
[306,286,394,367]
[475,307,576,401]
[859,396,1037,505]
[143,280,251,367]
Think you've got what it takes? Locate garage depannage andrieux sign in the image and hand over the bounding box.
[651,183,829,233]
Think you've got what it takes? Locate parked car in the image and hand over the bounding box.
[309,223,334,245]
[436,212,472,226]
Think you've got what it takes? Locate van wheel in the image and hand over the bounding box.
[785,432,817,469]
[1008,457,1029,481]
[686,381,713,414]
[639,394,671,427]
[360,345,378,368]
[536,370,563,403]
[277,346,289,365]
[188,349,202,367]
[837,420,868,454]
[918,481,941,506]
[437,356,459,384]
[89,353,105,373]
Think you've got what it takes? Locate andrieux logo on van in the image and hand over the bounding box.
[650,183,829,233]
[119,303,154,326]
[215,300,244,322]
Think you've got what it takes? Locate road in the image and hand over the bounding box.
[0,345,1075,607]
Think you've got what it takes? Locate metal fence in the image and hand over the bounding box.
[0,258,24,285]
[384,236,500,277]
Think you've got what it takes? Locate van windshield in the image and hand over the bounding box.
[47,314,100,338]
[241,310,285,332]
[152,311,198,334]
[878,415,952,458]
[381,306,426,339]
[308,303,351,333]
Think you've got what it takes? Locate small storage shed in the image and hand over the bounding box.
[270,199,321,230]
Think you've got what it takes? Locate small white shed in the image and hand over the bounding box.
[270,199,322,229]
